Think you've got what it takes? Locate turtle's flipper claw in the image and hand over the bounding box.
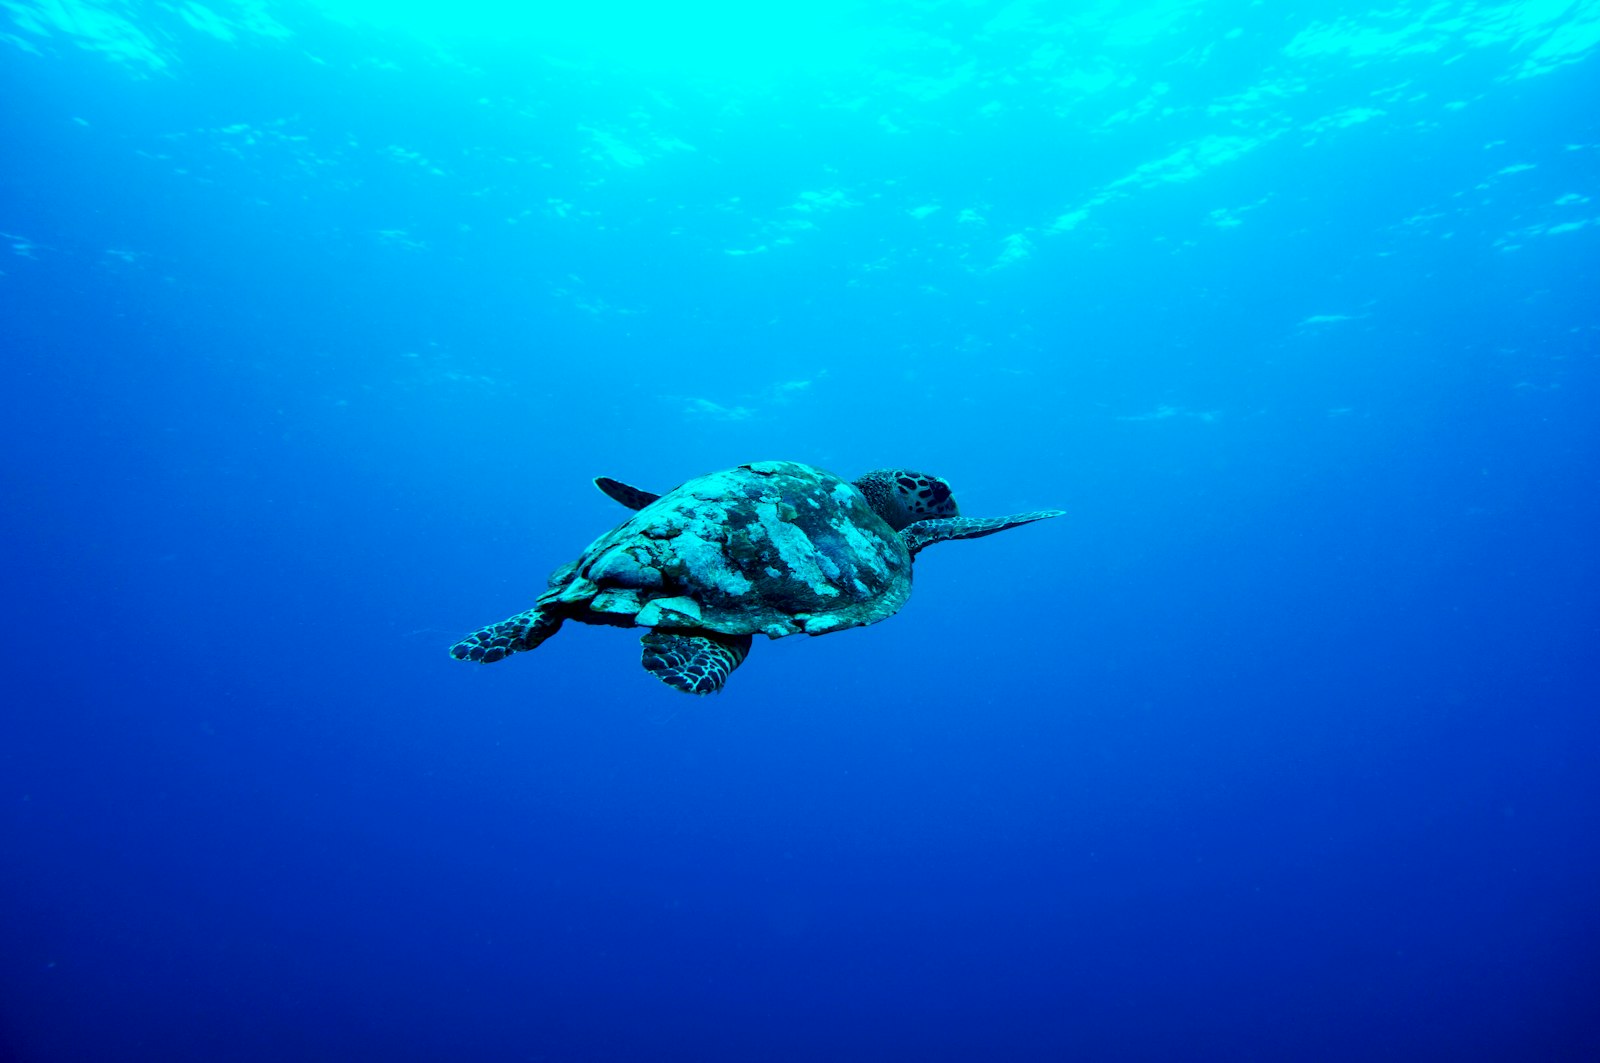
[640,631,753,694]
[450,608,562,663]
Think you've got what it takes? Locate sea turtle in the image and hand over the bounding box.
[449,460,1063,694]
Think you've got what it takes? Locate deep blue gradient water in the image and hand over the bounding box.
[3,2,1598,1059]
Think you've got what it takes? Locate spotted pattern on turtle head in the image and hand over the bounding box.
[851,468,960,531]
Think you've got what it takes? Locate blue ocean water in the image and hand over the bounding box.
[3,1,1598,1059]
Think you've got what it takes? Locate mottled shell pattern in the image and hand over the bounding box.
[536,461,913,639]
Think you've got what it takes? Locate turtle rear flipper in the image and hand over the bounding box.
[450,607,563,663]
[640,630,753,694]
[594,476,661,511]
[900,510,1065,556]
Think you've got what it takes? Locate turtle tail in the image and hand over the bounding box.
[450,607,563,664]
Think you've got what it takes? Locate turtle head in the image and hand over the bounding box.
[852,469,960,531]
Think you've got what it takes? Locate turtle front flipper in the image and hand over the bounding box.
[450,607,563,663]
[639,630,753,695]
[594,476,661,511]
[900,510,1065,556]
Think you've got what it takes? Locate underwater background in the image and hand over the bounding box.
[3,0,1598,1059]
